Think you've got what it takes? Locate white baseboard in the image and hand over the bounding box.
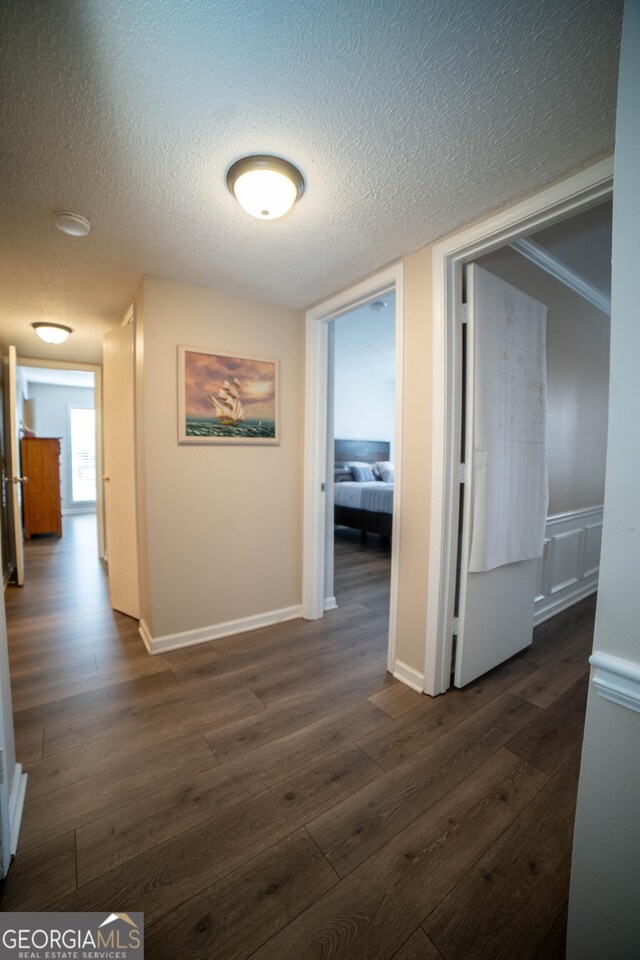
[534,506,603,626]
[324,596,338,612]
[392,658,425,693]
[590,652,640,714]
[139,619,153,654]
[534,581,598,626]
[140,605,303,655]
[9,764,27,856]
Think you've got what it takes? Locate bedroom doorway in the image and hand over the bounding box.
[302,263,405,677]
[329,295,396,621]
[425,157,613,696]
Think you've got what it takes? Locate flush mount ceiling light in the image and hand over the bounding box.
[226,155,305,220]
[54,211,91,237]
[32,323,73,344]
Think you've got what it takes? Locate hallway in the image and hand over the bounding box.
[0,514,593,959]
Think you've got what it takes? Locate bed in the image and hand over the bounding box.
[334,439,394,539]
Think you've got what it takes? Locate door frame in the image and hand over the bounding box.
[425,156,614,696]
[16,357,105,559]
[303,262,404,674]
[5,347,24,585]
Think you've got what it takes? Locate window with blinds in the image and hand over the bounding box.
[70,407,97,503]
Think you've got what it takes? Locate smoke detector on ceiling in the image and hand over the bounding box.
[54,211,91,237]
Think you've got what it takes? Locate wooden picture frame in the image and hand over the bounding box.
[178,345,280,444]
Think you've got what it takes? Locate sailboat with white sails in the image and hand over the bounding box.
[209,377,247,425]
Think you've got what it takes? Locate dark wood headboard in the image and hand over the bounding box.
[335,439,390,465]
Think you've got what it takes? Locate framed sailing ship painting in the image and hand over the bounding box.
[178,346,280,444]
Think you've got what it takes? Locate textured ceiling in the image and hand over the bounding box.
[0,0,622,362]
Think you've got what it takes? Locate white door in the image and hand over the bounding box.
[0,533,16,877]
[3,347,25,586]
[103,324,140,619]
[454,264,548,687]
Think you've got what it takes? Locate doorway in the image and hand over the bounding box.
[19,364,97,520]
[13,358,104,564]
[328,293,396,627]
[426,157,613,696]
[302,263,405,680]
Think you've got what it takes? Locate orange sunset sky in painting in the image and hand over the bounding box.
[184,350,277,419]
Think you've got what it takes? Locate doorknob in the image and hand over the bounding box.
[13,476,28,484]
[102,475,110,481]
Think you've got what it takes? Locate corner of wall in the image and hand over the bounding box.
[132,280,152,633]
[393,245,434,677]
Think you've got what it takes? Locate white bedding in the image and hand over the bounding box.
[334,481,394,515]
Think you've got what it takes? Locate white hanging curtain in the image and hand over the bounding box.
[469,266,548,573]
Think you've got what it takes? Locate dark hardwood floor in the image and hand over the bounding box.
[0,516,594,959]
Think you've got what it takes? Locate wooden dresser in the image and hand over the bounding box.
[20,437,62,539]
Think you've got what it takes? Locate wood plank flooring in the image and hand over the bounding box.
[0,518,594,959]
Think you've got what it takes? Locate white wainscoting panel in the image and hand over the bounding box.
[534,506,603,625]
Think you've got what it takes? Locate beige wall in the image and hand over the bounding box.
[394,247,435,671]
[136,276,303,639]
[478,247,610,515]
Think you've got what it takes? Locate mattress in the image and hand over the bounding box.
[334,481,394,515]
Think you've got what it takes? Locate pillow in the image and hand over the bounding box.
[334,464,353,482]
[345,461,375,482]
[375,461,394,483]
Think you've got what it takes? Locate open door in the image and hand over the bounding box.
[2,347,25,586]
[103,324,140,619]
[454,265,548,687]
[0,504,27,874]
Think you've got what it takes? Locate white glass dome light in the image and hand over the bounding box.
[226,155,305,220]
[54,211,91,237]
[32,323,73,344]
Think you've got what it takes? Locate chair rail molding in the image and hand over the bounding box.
[590,652,640,714]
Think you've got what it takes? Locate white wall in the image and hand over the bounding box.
[334,296,395,457]
[478,246,610,516]
[135,276,303,642]
[567,2,640,956]
[28,382,95,514]
[14,367,29,437]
